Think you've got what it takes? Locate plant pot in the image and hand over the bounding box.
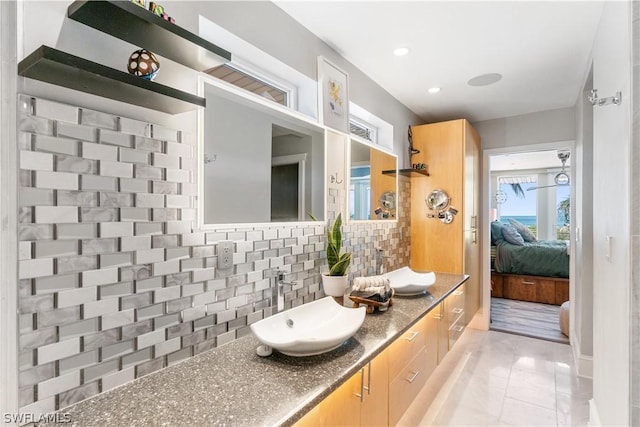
[321,274,349,298]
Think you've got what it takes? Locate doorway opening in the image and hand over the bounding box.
[488,148,571,343]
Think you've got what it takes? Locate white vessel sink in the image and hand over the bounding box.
[250,296,366,357]
[386,267,436,296]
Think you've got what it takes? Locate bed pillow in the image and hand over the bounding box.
[491,221,505,245]
[508,218,537,242]
[501,223,525,246]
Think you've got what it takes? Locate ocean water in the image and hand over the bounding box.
[501,214,568,226]
[501,215,537,226]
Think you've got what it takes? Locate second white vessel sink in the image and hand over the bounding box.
[250,296,366,357]
[386,266,436,296]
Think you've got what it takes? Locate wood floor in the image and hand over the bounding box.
[490,297,569,344]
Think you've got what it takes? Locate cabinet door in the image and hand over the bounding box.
[361,350,389,426]
[423,309,439,377]
[436,303,449,363]
[295,371,362,426]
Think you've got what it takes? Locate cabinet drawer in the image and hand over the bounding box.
[445,286,465,324]
[388,319,426,379]
[448,318,465,350]
[504,275,555,304]
[389,350,428,426]
[491,272,504,297]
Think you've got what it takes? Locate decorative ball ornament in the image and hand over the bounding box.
[127,49,160,81]
[494,190,508,205]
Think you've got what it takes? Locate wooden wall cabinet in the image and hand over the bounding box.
[410,119,481,324]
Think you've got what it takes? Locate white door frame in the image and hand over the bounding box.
[478,141,574,332]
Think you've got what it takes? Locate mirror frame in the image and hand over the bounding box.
[346,135,399,223]
[196,75,328,230]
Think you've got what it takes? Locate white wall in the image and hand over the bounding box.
[572,71,594,375]
[590,1,632,425]
[474,107,576,150]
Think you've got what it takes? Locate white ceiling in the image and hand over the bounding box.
[490,149,571,172]
[275,1,604,123]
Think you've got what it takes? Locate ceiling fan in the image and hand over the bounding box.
[527,150,570,191]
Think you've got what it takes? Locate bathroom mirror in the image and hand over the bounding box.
[348,138,398,221]
[426,189,450,211]
[199,79,325,225]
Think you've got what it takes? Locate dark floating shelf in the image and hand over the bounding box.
[18,46,205,114]
[382,168,430,177]
[68,0,231,72]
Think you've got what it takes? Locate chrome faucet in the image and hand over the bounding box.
[375,248,394,275]
[267,269,297,313]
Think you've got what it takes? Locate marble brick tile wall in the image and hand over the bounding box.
[16,95,411,414]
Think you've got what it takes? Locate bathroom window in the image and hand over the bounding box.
[497,175,538,237]
[350,117,377,144]
[349,102,393,151]
[206,63,291,107]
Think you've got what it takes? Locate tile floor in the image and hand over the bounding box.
[398,329,592,426]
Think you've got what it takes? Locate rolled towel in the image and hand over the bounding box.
[353,275,391,293]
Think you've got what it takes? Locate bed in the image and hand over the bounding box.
[490,220,569,305]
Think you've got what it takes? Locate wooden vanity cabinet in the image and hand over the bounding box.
[295,285,466,427]
[295,349,389,427]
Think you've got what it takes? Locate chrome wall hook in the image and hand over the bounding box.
[589,89,622,107]
[329,172,343,184]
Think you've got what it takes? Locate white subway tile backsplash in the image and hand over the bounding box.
[20,150,53,171]
[136,193,165,208]
[81,141,117,162]
[80,174,118,192]
[34,98,78,124]
[17,96,404,415]
[56,223,97,240]
[19,241,32,260]
[100,222,134,238]
[100,129,134,148]
[121,207,151,222]
[82,268,118,287]
[19,258,53,279]
[120,178,150,193]
[33,134,79,156]
[165,168,190,183]
[55,155,97,174]
[34,240,78,258]
[37,371,81,400]
[34,206,78,224]
[135,248,164,264]
[57,287,97,309]
[101,367,135,392]
[34,171,78,190]
[20,187,55,206]
[119,147,150,164]
[38,337,80,365]
[100,160,133,178]
[57,122,97,142]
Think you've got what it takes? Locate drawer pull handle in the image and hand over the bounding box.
[452,308,463,314]
[522,281,535,285]
[355,367,365,402]
[452,325,464,333]
[405,331,420,342]
[453,290,464,296]
[366,362,372,395]
[405,370,421,384]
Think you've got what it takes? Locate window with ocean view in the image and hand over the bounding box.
[498,179,538,237]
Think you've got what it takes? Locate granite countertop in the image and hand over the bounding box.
[47,272,468,427]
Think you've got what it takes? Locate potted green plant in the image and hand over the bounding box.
[321,213,352,299]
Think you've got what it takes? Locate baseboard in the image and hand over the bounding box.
[570,327,593,379]
[467,309,489,330]
[589,399,601,426]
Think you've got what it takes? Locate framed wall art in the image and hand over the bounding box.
[317,56,349,133]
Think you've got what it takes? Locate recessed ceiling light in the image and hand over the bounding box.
[467,73,502,87]
[427,87,441,94]
[393,47,409,57]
